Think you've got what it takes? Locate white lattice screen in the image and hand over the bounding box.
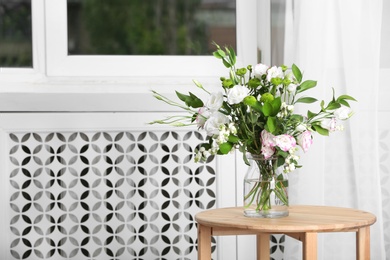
[0,113,287,260]
[6,130,218,260]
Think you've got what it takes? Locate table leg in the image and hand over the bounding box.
[256,233,270,260]
[356,226,370,260]
[197,224,212,260]
[302,232,317,260]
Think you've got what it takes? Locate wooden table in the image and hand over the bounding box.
[195,205,376,260]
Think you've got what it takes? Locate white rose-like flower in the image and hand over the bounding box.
[296,123,307,132]
[273,134,296,152]
[196,107,210,129]
[227,85,249,104]
[254,63,269,79]
[285,72,296,82]
[287,83,297,92]
[266,66,284,82]
[206,92,224,111]
[204,112,229,136]
[334,107,351,120]
[320,117,337,132]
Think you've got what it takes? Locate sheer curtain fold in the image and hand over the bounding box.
[284,0,385,259]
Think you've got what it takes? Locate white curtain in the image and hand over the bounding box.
[283,0,386,259]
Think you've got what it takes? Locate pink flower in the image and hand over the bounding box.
[261,130,276,159]
[320,117,337,132]
[261,144,275,159]
[196,107,210,128]
[297,130,313,153]
[261,130,275,147]
[273,134,296,152]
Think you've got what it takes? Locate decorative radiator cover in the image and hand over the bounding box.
[6,130,216,260]
[0,113,285,260]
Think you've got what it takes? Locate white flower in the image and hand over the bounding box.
[254,63,269,78]
[227,85,249,104]
[320,117,337,132]
[266,66,284,82]
[216,127,229,144]
[285,72,296,82]
[273,134,296,152]
[206,92,224,111]
[296,123,307,132]
[228,123,237,134]
[334,107,352,120]
[287,83,297,92]
[196,107,210,128]
[204,112,229,136]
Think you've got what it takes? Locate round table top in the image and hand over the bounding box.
[195,205,376,233]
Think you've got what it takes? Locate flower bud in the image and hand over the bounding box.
[236,68,247,76]
[222,79,234,88]
[243,96,257,106]
[260,93,274,103]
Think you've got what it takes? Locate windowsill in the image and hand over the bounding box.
[0,76,219,112]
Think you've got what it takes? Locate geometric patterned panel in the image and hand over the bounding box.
[8,131,217,260]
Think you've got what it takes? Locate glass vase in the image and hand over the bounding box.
[243,154,289,218]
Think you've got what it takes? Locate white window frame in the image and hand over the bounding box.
[0,0,264,112]
[45,0,257,78]
[0,0,46,81]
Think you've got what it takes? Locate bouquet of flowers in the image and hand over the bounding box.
[150,43,355,215]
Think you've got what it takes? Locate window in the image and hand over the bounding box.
[46,0,257,78]
[67,0,236,56]
[0,0,260,112]
[0,0,32,68]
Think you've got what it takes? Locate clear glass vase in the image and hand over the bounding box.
[243,154,289,218]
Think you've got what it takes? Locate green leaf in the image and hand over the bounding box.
[228,135,239,143]
[295,97,318,104]
[276,156,285,167]
[213,49,226,59]
[337,94,357,102]
[290,114,304,122]
[296,80,317,93]
[175,91,189,103]
[307,110,316,119]
[219,142,233,154]
[263,102,272,116]
[266,117,277,133]
[338,99,350,107]
[228,46,236,65]
[313,125,329,136]
[189,92,204,108]
[175,91,204,108]
[292,64,302,83]
[325,101,341,110]
[271,97,282,116]
[222,58,232,68]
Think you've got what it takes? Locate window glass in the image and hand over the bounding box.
[0,0,32,67]
[67,0,236,55]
